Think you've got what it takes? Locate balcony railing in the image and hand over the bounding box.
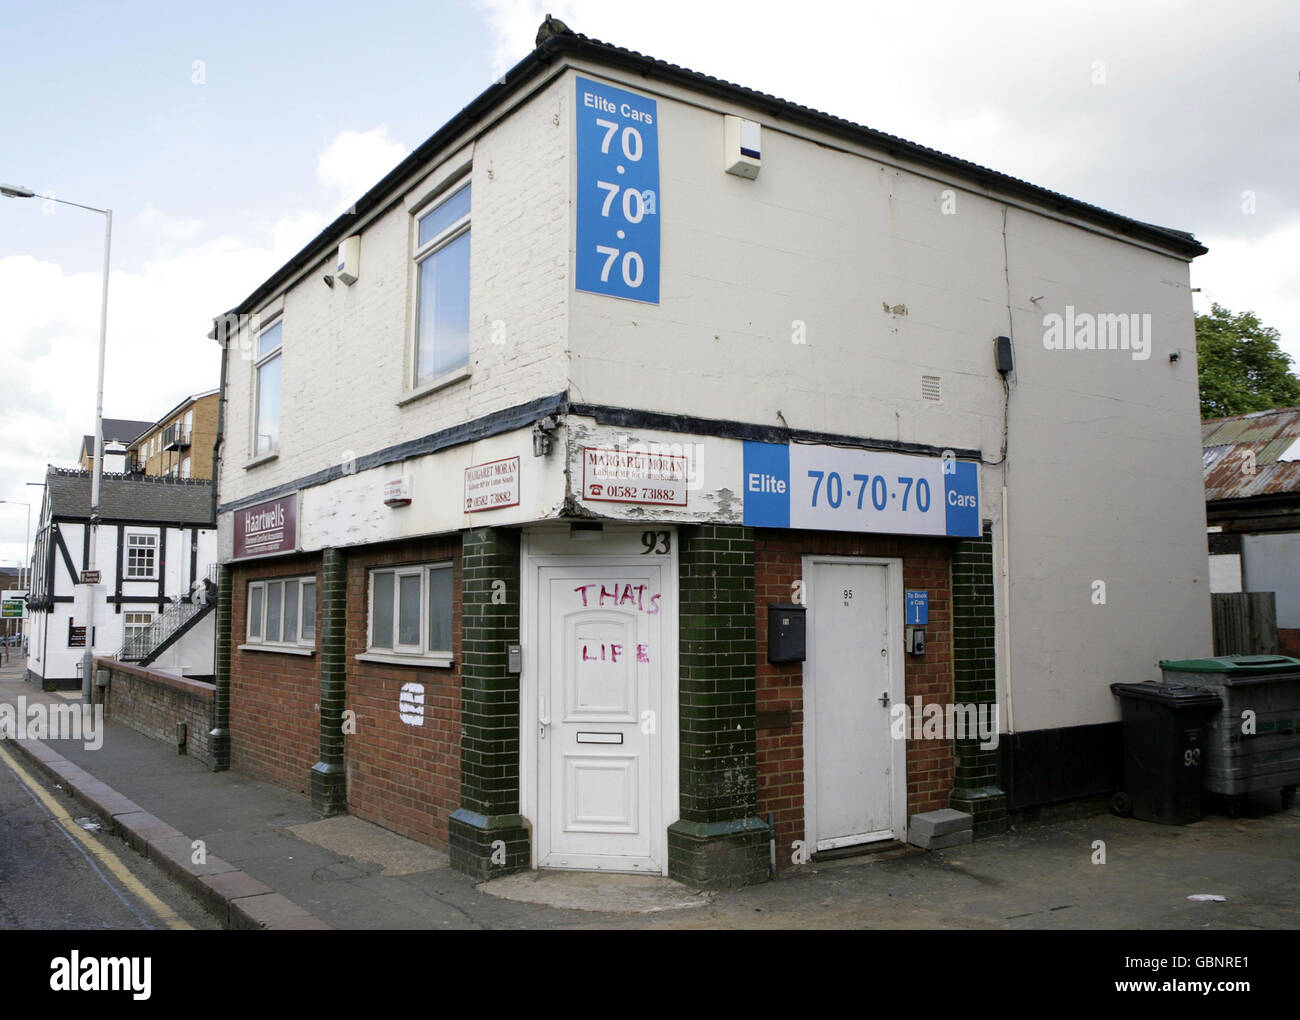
[163,423,192,450]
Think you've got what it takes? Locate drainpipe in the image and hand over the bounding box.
[1001,485,1015,735]
[210,313,230,525]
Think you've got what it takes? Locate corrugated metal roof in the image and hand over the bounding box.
[1203,406,1300,502]
[44,467,213,524]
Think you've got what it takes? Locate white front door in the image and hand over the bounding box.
[804,556,905,851]
[525,530,676,873]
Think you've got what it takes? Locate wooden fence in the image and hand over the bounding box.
[1211,592,1278,655]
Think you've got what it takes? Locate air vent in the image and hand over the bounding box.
[921,375,942,402]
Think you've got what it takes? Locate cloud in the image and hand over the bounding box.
[1194,223,1300,365]
[0,127,391,566]
[316,126,410,216]
[477,0,1300,360]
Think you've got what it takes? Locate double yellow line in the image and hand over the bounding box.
[0,743,192,930]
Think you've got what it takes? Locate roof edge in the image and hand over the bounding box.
[215,24,1207,325]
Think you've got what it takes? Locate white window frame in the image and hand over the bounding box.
[124,531,158,580]
[241,575,316,655]
[123,611,153,642]
[252,316,283,461]
[359,562,453,667]
[407,179,471,398]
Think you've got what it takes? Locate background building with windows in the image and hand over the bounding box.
[210,23,1211,887]
[25,467,217,689]
[78,418,153,472]
[125,389,220,479]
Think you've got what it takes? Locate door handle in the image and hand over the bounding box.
[879,691,890,707]
[539,695,551,739]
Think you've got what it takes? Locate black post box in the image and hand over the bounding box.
[768,603,806,663]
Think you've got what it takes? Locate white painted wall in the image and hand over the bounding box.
[562,63,1211,731]
[219,72,573,510]
[1209,552,1243,593]
[212,57,1212,736]
[1242,532,1300,628]
[26,519,216,682]
[151,610,216,677]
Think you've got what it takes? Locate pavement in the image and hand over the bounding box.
[2,660,1299,930]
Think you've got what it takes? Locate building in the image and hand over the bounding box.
[77,418,152,472]
[26,468,217,689]
[210,22,1211,887]
[126,390,220,479]
[1203,406,1300,655]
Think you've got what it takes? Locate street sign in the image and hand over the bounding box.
[80,570,101,584]
[906,590,930,625]
[1,599,23,619]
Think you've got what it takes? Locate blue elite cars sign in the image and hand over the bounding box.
[575,76,660,303]
[742,441,980,538]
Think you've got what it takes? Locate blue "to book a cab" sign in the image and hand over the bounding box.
[575,76,660,304]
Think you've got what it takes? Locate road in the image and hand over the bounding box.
[0,739,217,930]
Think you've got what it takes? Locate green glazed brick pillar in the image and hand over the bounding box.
[209,565,231,771]
[949,520,1008,837]
[450,527,529,880]
[311,547,347,814]
[667,524,769,888]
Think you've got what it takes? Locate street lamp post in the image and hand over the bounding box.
[3,184,111,703]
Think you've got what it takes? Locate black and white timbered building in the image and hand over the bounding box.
[25,468,217,689]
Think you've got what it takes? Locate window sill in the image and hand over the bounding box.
[238,643,315,657]
[355,651,453,669]
[396,365,471,407]
[245,451,279,470]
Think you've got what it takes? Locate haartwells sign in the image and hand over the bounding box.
[233,494,298,559]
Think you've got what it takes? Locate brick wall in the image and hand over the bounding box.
[754,529,953,868]
[96,657,216,767]
[344,535,462,849]
[228,552,323,794]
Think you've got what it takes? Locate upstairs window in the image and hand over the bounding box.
[125,533,157,579]
[412,182,471,388]
[254,319,283,457]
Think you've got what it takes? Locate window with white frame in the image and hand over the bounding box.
[412,182,471,388]
[125,533,158,579]
[245,576,316,649]
[365,563,453,664]
[253,319,283,457]
[124,612,153,642]
[181,456,191,479]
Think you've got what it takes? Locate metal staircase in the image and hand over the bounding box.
[116,565,219,666]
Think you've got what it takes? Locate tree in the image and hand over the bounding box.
[1196,302,1300,418]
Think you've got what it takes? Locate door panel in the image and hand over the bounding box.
[537,563,664,871]
[807,559,900,850]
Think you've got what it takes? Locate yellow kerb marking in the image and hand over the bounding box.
[0,743,193,930]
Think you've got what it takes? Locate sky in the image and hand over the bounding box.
[1,0,1297,572]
